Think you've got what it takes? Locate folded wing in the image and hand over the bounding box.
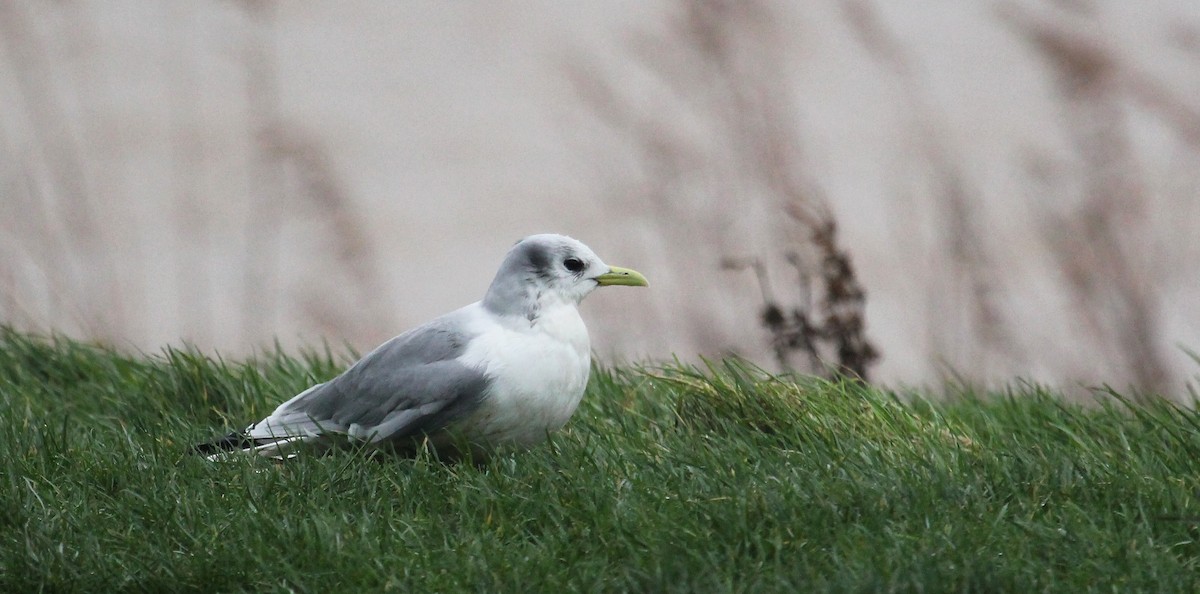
[201,310,491,458]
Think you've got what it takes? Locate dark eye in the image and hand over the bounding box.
[563,257,585,273]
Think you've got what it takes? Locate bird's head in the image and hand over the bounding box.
[483,234,648,319]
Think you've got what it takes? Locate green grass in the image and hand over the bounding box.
[1,328,1198,593]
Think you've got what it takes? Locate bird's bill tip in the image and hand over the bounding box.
[595,266,649,287]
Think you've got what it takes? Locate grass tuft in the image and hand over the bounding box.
[1,329,1198,592]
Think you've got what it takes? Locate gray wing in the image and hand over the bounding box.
[248,310,490,445]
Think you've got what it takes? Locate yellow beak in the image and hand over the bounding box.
[595,266,649,287]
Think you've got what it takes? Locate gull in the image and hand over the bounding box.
[194,233,647,461]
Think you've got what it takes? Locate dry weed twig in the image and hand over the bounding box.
[574,0,878,379]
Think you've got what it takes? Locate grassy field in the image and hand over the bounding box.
[1,328,1198,593]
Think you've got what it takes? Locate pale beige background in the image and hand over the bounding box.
[1,1,1197,394]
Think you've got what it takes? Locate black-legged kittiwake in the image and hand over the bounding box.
[194,233,648,461]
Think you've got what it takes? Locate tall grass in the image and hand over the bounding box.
[1,329,1197,592]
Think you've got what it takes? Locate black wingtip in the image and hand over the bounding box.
[192,431,258,456]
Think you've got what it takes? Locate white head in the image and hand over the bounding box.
[482,234,648,321]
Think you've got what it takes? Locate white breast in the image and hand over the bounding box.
[455,301,592,446]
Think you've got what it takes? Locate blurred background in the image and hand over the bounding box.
[1,1,1198,395]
